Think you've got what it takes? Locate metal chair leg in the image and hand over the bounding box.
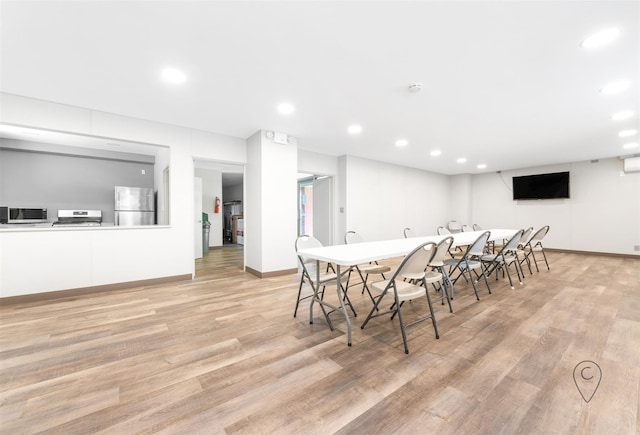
[540,249,550,270]
[394,295,410,354]
[293,277,305,317]
[529,250,540,272]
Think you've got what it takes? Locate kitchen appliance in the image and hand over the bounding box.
[114,186,155,226]
[0,207,47,224]
[223,200,242,242]
[52,210,102,226]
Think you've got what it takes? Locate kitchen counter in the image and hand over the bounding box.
[0,223,169,232]
[0,222,186,299]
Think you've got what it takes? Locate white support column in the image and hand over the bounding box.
[245,130,298,276]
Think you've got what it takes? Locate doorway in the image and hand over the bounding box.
[222,172,243,245]
[298,174,333,246]
[193,159,245,275]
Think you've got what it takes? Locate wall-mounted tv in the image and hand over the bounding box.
[512,171,570,200]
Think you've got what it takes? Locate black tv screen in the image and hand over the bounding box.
[512,171,570,200]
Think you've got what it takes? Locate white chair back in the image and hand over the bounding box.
[437,226,451,235]
[519,227,534,247]
[395,242,436,279]
[448,220,462,233]
[503,229,525,251]
[296,235,323,264]
[468,231,491,256]
[344,230,364,244]
[429,236,454,267]
[530,225,550,245]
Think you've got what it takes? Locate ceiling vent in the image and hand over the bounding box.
[623,156,640,173]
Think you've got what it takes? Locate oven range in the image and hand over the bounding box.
[52,210,102,227]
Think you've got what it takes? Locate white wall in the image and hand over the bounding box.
[342,155,451,241]
[0,93,246,297]
[191,128,246,164]
[155,146,171,225]
[245,130,298,274]
[195,168,223,247]
[468,158,640,255]
[245,132,262,271]
[449,174,472,227]
[298,149,339,176]
[337,156,347,244]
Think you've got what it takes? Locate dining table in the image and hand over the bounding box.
[296,229,518,346]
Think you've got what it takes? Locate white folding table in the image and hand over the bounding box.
[297,229,517,346]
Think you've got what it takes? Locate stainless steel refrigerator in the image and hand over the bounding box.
[114,186,155,226]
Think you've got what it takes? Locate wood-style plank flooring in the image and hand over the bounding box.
[1,245,639,434]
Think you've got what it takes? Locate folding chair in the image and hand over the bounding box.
[516,226,534,275]
[444,231,492,300]
[437,226,458,256]
[344,231,391,310]
[525,225,551,271]
[447,220,462,233]
[481,229,525,289]
[361,241,440,354]
[424,236,454,313]
[294,235,352,325]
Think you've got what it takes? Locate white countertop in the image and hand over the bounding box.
[0,223,170,232]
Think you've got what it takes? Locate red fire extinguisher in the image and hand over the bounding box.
[214,197,220,214]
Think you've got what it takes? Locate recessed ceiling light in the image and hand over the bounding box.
[600,81,630,95]
[477,164,487,169]
[161,67,186,84]
[395,139,408,147]
[347,125,362,134]
[611,111,634,121]
[619,129,638,137]
[581,28,621,49]
[456,158,467,164]
[622,142,638,149]
[430,150,441,157]
[277,103,295,115]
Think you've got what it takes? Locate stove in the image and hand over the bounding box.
[52,210,102,226]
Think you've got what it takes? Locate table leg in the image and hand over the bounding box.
[335,264,352,346]
[308,260,319,324]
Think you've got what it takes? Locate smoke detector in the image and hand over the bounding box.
[408,83,423,93]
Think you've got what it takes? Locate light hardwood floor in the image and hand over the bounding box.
[1,246,638,434]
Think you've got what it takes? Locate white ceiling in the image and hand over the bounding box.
[1,1,638,175]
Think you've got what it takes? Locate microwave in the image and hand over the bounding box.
[0,207,48,224]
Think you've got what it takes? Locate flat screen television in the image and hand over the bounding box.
[512,171,570,200]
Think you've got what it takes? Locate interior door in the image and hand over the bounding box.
[194,177,203,259]
[312,176,332,246]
